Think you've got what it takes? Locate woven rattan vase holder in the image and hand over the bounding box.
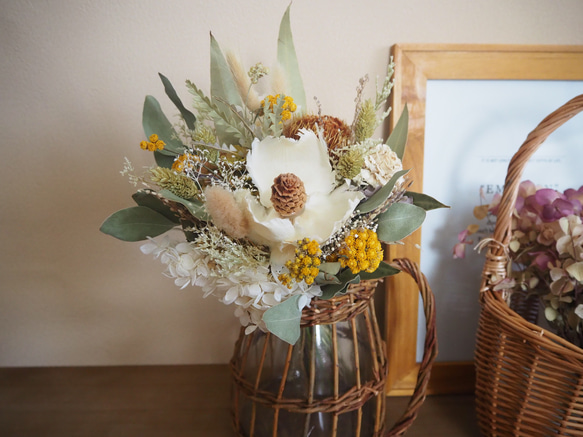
[477,94,583,436]
[230,258,437,437]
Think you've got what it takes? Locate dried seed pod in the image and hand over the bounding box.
[283,114,351,151]
[270,173,307,217]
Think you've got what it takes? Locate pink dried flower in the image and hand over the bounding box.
[455,180,583,347]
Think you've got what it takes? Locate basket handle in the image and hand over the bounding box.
[385,257,438,437]
[481,94,583,293]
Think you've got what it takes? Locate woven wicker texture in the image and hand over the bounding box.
[230,257,437,437]
[477,94,583,436]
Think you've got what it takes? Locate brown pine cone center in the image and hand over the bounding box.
[271,173,307,217]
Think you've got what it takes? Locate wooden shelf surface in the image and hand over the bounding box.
[0,364,480,436]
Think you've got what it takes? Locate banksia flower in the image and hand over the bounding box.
[353,99,377,143]
[150,167,198,200]
[271,173,307,217]
[337,148,364,180]
[283,114,351,151]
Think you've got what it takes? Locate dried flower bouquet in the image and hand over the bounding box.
[101,6,445,344]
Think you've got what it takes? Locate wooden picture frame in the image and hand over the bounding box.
[384,44,583,396]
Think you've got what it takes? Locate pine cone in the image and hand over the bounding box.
[271,173,307,217]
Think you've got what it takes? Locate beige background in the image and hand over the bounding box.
[1,0,583,367]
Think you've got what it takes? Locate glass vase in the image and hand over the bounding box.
[230,280,386,437]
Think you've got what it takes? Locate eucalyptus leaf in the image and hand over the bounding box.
[357,169,409,214]
[262,295,302,345]
[210,33,242,111]
[159,189,209,221]
[132,191,180,223]
[154,150,176,169]
[376,202,426,243]
[406,191,450,211]
[318,262,341,276]
[315,272,341,285]
[100,206,177,241]
[359,261,400,281]
[277,5,306,111]
[209,34,244,146]
[142,95,186,155]
[387,105,408,160]
[320,269,361,300]
[158,73,196,130]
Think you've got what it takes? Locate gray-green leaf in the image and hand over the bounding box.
[153,150,176,169]
[142,95,186,156]
[376,202,426,243]
[387,105,408,160]
[262,295,303,345]
[357,169,409,214]
[406,191,450,211]
[158,73,196,130]
[132,191,180,223]
[210,33,242,112]
[277,5,306,111]
[359,261,400,281]
[318,262,341,276]
[320,269,361,300]
[158,189,209,221]
[100,206,177,241]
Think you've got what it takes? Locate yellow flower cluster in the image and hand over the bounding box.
[140,134,165,152]
[278,238,322,288]
[261,94,297,121]
[329,229,383,274]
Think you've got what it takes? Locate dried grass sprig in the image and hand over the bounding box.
[150,167,198,200]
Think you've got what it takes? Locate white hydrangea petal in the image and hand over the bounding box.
[175,242,194,254]
[245,283,262,298]
[140,241,159,255]
[223,287,239,305]
[261,293,279,307]
[175,277,191,289]
[297,295,309,310]
[245,324,258,335]
[179,254,196,271]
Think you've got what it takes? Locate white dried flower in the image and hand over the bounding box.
[141,235,322,334]
[359,143,403,188]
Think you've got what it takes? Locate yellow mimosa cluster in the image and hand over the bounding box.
[330,228,383,274]
[278,238,322,288]
[261,94,297,121]
[140,134,165,152]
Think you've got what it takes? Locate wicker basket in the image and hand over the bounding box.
[230,258,437,437]
[476,94,583,436]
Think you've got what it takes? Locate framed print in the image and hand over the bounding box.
[384,44,583,395]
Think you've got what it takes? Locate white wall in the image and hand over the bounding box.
[1,0,582,367]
